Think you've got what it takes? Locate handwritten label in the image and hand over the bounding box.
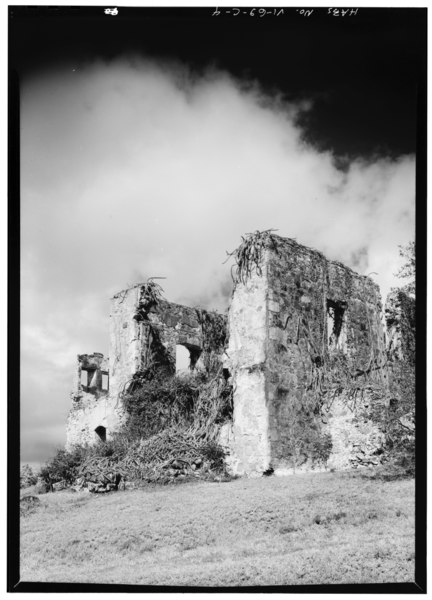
[212,7,359,18]
[296,9,314,17]
[327,8,359,16]
[212,7,285,17]
[104,7,118,16]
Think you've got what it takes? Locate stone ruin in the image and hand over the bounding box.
[66,233,415,476]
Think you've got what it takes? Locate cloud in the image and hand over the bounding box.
[20,56,415,462]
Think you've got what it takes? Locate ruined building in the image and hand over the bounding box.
[66,233,415,476]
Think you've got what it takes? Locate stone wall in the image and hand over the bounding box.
[145,300,217,372]
[66,286,227,449]
[66,392,125,450]
[66,353,124,450]
[109,284,226,392]
[225,235,388,476]
[385,288,416,365]
[65,233,414,477]
[224,265,270,476]
[266,237,387,472]
[109,285,145,403]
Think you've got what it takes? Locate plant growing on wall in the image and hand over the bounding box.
[123,367,233,444]
[395,241,415,296]
[133,278,166,321]
[275,390,333,470]
[195,308,228,374]
[225,229,279,284]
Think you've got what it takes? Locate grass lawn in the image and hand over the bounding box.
[20,470,415,587]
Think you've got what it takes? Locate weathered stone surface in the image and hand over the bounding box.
[385,288,415,365]
[224,265,270,476]
[65,233,414,478]
[66,283,227,449]
[224,235,390,475]
[66,390,125,449]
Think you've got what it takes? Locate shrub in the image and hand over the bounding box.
[122,369,232,444]
[311,433,333,466]
[384,359,415,477]
[123,373,199,441]
[201,441,226,471]
[85,434,130,460]
[39,446,89,485]
[20,464,38,488]
[39,363,233,487]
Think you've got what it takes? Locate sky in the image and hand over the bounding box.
[11,6,425,465]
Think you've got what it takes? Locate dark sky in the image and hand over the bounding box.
[10,6,426,158]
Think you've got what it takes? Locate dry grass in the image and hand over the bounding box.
[20,470,415,586]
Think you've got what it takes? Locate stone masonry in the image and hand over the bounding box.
[66,285,226,449]
[66,233,414,476]
[224,236,389,475]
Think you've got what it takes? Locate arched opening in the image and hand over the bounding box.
[175,345,190,374]
[95,425,106,442]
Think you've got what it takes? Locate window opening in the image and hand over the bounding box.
[175,345,191,374]
[327,299,347,351]
[80,370,88,387]
[101,373,109,391]
[88,369,98,389]
[95,426,106,442]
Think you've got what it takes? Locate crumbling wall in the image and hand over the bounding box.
[72,353,109,397]
[384,287,416,441]
[266,237,387,472]
[109,285,145,402]
[66,392,124,449]
[66,285,227,449]
[66,233,414,477]
[226,234,388,476]
[385,288,416,365]
[144,300,219,373]
[66,353,124,449]
[224,265,270,476]
[110,283,227,394]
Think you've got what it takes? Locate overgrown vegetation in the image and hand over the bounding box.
[133,278,165,320]
[225,229,279,284]
[38,369,233,489]
[36,238,415,490]
[195,309,228,373]
[384,361,415,478]
[20,464,38,489]
[123,374,198,439]
[274,388,334,471]
[270,240,415,476]
[116,367,233,481]
[37,276,234,491]
[39,447,89,487]
[396,241,415,296]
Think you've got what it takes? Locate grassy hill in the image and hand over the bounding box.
[20,470,414,587]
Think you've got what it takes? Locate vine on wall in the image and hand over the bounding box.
[225,229,279,284]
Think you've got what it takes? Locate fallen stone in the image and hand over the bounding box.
[399,416,415,431]
[21,495,40,506]
[53,480,68,492]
